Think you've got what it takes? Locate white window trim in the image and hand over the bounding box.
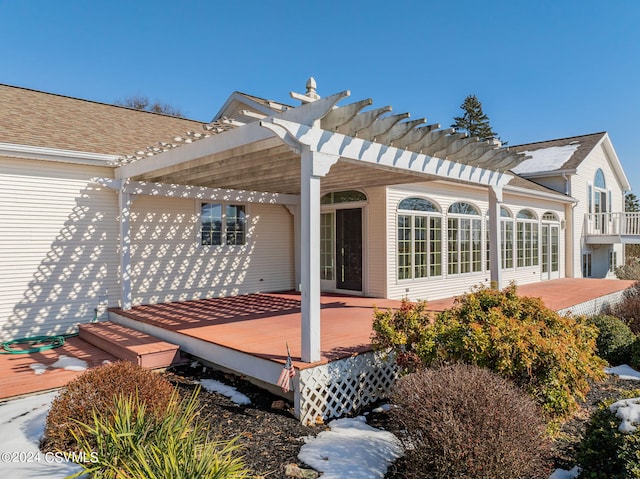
[197,200,250,249]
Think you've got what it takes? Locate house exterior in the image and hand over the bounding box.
[0,81,635,363]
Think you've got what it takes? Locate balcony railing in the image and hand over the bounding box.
[584,212,640,237]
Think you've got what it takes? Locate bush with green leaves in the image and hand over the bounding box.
[372,284,606,418]
[389,364,552,479]
[587,314,636,365]
[577,390,640,479]
[68,388,249,479]
[44,361,175,452]
[371,298,434,372]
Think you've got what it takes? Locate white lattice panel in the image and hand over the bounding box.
[296,351,397,426]
[557,290,626,317]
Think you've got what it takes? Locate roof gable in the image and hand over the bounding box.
[510,132,607,175]
[510,131,630,191]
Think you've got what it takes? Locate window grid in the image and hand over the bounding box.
[320,213,334,280]
[448,216,481,275]
[502,220,514,269]
[201,203,247,246]
[397,208,442,280]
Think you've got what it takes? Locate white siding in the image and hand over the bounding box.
[129,197,294,305]
[0,157,119,340]
[571,141,626,278]
[385,181,566,302]
[364,186,387,297]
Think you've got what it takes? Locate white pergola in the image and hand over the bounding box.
[106,81,528,363]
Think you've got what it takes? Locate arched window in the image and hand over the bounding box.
[501,207,514,269]
[397,197,442,279]
[321,190,367,205]
[516,209,538,267]
[594,169,606,189]
[542,211,559,221]
[399,197,439,212]
[447,202,482,275]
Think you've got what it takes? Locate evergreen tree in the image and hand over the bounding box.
[452,94,500,142]
[626,192,640,212]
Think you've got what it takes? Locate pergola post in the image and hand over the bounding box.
[300,147,338,363]
[118,188,133,310]
[488,186,503,289]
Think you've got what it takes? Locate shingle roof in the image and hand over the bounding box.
[510,132,606,174]
[0,84,204,156]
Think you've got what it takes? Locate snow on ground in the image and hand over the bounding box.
[511,143,580,175]
[198,378,251,405]
[0,392,82,478]
[549,466,581,479]
[609,396,640,433]
[605,364,640,380]
[298,416,403,479]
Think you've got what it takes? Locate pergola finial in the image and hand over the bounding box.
[306,77,319,100]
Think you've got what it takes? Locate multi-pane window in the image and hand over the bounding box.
[516,209,538,267]
[320,213,334,280]
[447,202,482,275]
[583,252,592,277]
[501,207,514,269]
[201,203,246,246]
[397,197,442,280]
[609,250,618,273]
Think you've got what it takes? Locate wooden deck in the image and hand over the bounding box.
[1,278,635,401]
[0,336,117,400]
[111,292,403,370]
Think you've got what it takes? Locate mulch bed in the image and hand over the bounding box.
[163,361,324,479]
[164,361,640,479]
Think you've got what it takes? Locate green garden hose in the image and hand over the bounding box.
[1,308,98,353]
[2,335,65,354]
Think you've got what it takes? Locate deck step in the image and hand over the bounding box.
[78,321,180,369]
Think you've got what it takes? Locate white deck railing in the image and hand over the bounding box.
[584,212,640,236]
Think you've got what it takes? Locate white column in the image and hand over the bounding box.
[488,186,503,289]
[118,189,133,310]
[300,148,338,363]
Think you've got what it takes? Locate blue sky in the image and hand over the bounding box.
[1,0,639,190]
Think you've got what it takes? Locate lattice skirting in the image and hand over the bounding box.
[295,350,397,426]
[557,290,626,316]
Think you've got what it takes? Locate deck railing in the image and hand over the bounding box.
[584,212,640,236]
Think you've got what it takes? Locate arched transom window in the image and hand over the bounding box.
[397,197,442,280]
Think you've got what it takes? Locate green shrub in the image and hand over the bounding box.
[587,315,636,365]
[615,260,640,280]
[373,284,606,418]
[390,364,552,479]
[44,361,174,452]
[577,390,640,479]
[68,388,249,479]
[371,298,434,372]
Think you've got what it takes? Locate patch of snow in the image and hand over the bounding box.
[609,396,640,433]
[605,364,640,380]
[29,363,47,375]
[511,144,580,175]
[371,403,396,414]
[0,392,83,478]
[51,355,87,372]
[549,465,581,479]
[198,379,251,405]
[298,416,403,479]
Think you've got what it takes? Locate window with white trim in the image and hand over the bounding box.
[609,249,618,273]
[447,202,482,275]
[201,203,246,246]
[501,207,514,269]
[582,252,592,277]
[516,209,539,267]
[397,197,442,280]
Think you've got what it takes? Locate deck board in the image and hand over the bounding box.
[0,337,118,400]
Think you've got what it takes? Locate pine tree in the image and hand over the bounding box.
[452,94,500,142]
[626,192,640,212]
